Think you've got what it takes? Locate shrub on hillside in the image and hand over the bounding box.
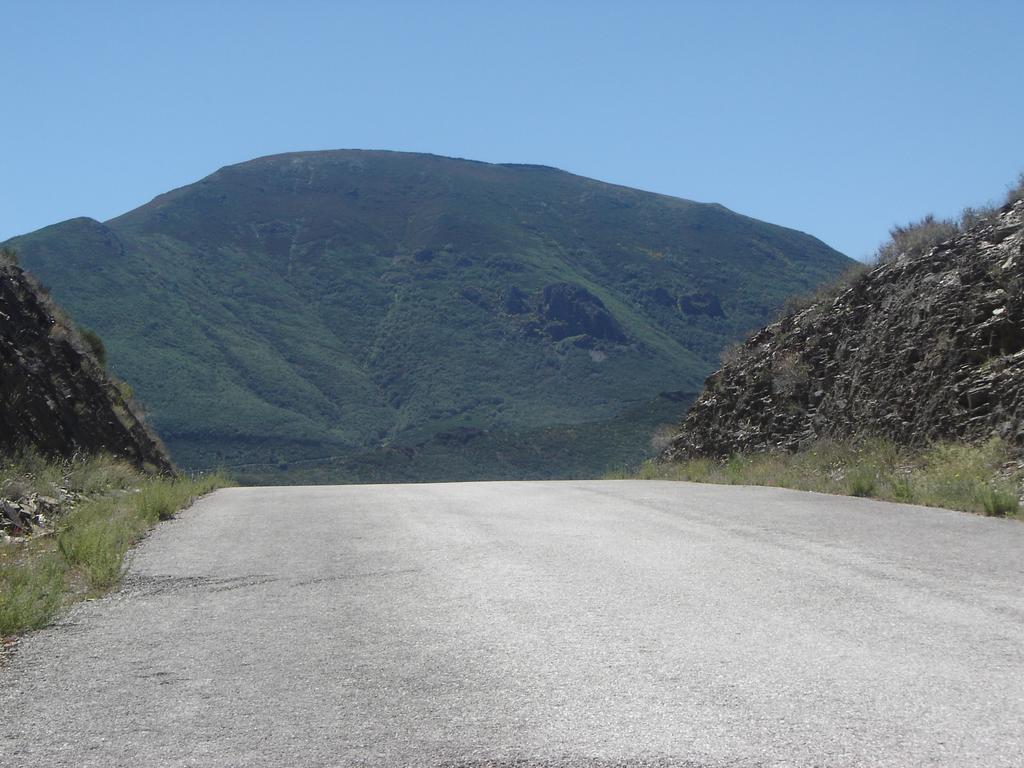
[872,171,1022,265]
[958,205,993,230]
[78,327,107,367]
[1006,172,1024,205]
[778,262,870,321]
[771,352,810,397]
[649,424,678,453]
[875,214,959,263]
[719,341,747,367]
[773,171,1022,329]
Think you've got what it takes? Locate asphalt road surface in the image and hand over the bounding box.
[2,481,1023,767]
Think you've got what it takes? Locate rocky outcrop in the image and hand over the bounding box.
[1,490,72,537]
[662,198,1024,460]
[679,292,725,318]
[639,287,726,318]
[0,262,173,472]
[537,283,627,342]
[492,281,630,346]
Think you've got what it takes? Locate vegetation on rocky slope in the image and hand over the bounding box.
[765,173,1024,327]
[0,454,231,638]
[5,150,851,481]
[875,172,1024,264]
[646,178,1024,517]
[663,195,1024,461]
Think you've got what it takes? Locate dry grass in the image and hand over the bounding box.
[875,214,960,263]
[873,171,1023,265]
[614,438,1021,518]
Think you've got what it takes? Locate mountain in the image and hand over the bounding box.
[0,252,172,472]
[5,150,851,481]
[662,196,1024,461]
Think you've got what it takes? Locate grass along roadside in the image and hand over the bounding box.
[1,454,232,638]
[612,438,1022,518]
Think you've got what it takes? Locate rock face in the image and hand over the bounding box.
[0,261,172,472]
[537,283,627,342]
[663,198,1024,460]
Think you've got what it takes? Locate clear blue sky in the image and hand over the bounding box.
[2,1,1022,260]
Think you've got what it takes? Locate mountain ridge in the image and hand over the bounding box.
[6,150,852,481]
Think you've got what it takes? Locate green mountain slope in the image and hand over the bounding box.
[6,150,852,480]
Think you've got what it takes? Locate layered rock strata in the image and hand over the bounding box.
[663,198,1024,460]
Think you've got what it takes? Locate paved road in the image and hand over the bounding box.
[2,482,1023,767]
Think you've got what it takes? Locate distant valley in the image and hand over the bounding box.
[5,150,851,482]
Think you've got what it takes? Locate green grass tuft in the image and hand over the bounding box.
[845,465,878,497]
[0,554,64,636]
[978,483,1020,517]
[58,497,140,590]
[64,455,139,495]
